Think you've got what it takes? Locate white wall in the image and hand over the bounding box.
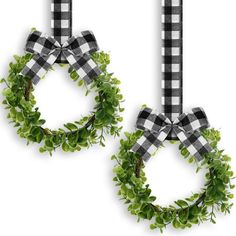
[0,0,235,235]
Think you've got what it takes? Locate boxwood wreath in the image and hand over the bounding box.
[112,128,234,232]
[1,52,124,154]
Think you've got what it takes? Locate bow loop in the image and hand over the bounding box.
[21,30,102,85]
[64,31,100,56]
[174,107,210,134]
[132,107,213,162]
[136,108,171,135]
[25,31,59,56]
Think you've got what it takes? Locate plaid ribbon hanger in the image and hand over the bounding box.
[131,0,213,162]
[21,0,101,85]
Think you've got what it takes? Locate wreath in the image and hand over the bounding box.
[112,128,234,232]
[1,52,124,154]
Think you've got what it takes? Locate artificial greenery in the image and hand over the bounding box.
[1,52,124,154]
[112,128,234,232]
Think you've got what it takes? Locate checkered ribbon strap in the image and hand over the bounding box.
[21,30,102,85]
[132,107,213,162]
[162,0,183,139]
[51,0,72,63]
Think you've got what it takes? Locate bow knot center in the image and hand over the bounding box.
[55,46,68,52]
[171,123,185,133]
[60,47,67,51]
[163,121,182,132]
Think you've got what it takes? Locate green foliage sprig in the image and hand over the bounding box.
[112,128,234,232]
[1,52,124,155]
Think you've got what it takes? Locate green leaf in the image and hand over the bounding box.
[96,110,105,120]
[80,128,89,139]
[162,212,173,223]
[78,79,84,87]
[39,147,46,153]
[45,140,53,148]
[223,155,231,162]
[127,189,135,199]
[150,224,157,230]
[149,196,157,202]
[16,112,24,122]
[64,123,78,131]
[104,104,115,115]
[10,108,17,118]
[37,119,46,126]
[0,78,6,84]
[62,142,69,152]
[68,132,79,144]
[36,131,44,143]
[189,205,200,216]
[172,218,181,229]
[70,71,79,81]
[179,208,189,224]
[181,148,190,157]
[175,200,189,208]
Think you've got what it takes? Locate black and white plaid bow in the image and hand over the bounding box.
[21,30,102,85]
[132,107,213,162]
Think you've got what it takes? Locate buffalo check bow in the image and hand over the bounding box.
[21,30,102,85]
[132,107,213,162]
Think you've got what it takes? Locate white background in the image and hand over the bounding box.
[0,0,235,235]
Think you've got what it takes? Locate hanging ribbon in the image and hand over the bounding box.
[162,0,183,139]
[132,107,213,161]
[51,0,72,63]
[21,30,102,85]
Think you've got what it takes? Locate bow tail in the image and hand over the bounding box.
[21,53,58,85]
[132,128,170,161]
[64,52,102,84]
[176,129,213,161]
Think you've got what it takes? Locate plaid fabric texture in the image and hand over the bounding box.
[51,0,72,63]
[132,107,212,162]
[162,0,183,139]
[21,30,101,85]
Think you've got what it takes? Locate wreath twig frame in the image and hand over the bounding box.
[112,129,234,232]
[1,52,124,154]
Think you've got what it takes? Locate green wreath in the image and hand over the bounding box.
[1,52,124,155]
[112,128,234,232]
